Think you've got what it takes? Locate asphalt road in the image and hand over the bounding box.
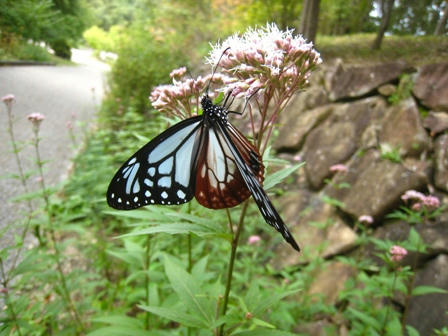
[0,49,107,258]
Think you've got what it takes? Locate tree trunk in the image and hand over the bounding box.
[371,0,395,50]
[434,0,448,35]
[298,0,321,44]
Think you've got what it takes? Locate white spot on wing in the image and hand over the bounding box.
[128,157,137,165]
[158,176,171,188]
[177,190,186,199]
[159,157,173,174]
[161,191,168,199]
[144,178,153,187]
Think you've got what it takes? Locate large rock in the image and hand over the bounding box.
[423,112,448,136]
[272,193,358,269]
[405,254,448,335]
[413,63,448,111]
[327,149,427,220]
[325,62,412,101]
[303,97,387,189]
[274,94,331,151]
[307,261,357,305]
[379,98,431,157]
[435,134,448,191]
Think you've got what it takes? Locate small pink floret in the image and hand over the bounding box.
[390,245,408,262]
[358,215,374,224]
[329,164,348,173]
[248,235,261,245]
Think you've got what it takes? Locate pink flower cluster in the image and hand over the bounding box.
[2,94,16,113]
[150,70,233,118]
[27,112,45,128]
[389,245,408,262]
[401,190,440,211]
[207,23,322,98]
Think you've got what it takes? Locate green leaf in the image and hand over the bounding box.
[411,285,448,296]
[139,305,206,329]
[91,315,144,328]
[406,325,420,336]
[86,326,161,336]
[232,329,298,336]
[264,163,304,190]
[163,254,215,328]
[119,222,223,237]
[347,307,381,329]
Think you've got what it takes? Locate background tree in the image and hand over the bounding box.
[390,0,446,35]
[0,0,88,59]
[371,0,394,49]
[298,0,321,43]
[434,0,448,34]
[319,0,375,35]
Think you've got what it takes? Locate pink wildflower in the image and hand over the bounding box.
[248,235,261,245]
[0,287,7,294]
[149,73,233,118]
[358,215,374,224]
[2,94,15,105]
[422,195,440,209]
[401,190,425,202]
[170,66,187,80]
[401,190,440,211]
[389,245,408,262]
[329,164,348,173]
[2,94,15,113]
[207,23,322,99]
[66,121,73,130]
[27,113,45,131]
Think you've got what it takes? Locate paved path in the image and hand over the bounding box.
[0,49,107,256]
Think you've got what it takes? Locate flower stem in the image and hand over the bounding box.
[144,235,151,330]
[32,131,85,333]
[0,259,23,336]
[380,270,398,335]
[218,201,249,336]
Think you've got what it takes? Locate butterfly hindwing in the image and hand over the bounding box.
[107,116,203,209]
[217,122,301,252]
[195,124,264,209]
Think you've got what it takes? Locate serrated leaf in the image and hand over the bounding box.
[347,307,381,329]
[163,254,215,328]
[139,305,207,329]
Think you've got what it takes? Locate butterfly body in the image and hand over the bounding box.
[107,95,300,251]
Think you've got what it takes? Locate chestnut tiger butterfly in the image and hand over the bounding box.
[106,54,300,252]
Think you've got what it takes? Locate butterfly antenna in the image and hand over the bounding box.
[241,88,261,114]
[205,47,231,96]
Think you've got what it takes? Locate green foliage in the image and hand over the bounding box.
[107,28,187,114]
[388,74,414,105]
[380,143,402,163]
[319,0,375,35]
[83,25,125,52]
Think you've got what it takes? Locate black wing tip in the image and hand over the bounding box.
[288,237,301,252]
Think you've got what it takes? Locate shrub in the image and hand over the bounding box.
[107,28,187,115]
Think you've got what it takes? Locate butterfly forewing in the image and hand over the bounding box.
[195,124,264,209]
[107,117,203,209]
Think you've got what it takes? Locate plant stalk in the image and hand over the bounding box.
[218,201,250,336]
